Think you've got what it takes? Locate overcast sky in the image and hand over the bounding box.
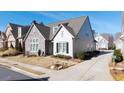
[0,11,121,35]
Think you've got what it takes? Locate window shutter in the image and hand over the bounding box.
[66,42,69,53]
[56,43,58,53]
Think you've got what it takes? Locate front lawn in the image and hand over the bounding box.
[6,55,79,70]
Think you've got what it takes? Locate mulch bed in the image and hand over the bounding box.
[110,69,124,81]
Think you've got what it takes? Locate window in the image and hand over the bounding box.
[53,26,59,35]
[36,44,38,51]
[56,42,69,53]
[30,38,39,52]
[63,43,66,52]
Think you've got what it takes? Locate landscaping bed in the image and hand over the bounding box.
[110,61,124,81]
[110,69,124,81]
[110,49,124,81]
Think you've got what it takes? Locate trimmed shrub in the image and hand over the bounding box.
[53,54,72,59]
[91,51,100,57]
[75,52,85,60]
[113,49,123,63]
[75,51,101,60]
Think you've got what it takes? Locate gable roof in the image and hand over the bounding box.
[47,16,87,40]
[21,26,30,39]
[51,24,75,40]
[6,23,30,39]
[8,23,24,39]
[24,21,50,41]
[35,23,50,40]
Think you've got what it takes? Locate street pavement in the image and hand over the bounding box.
[0,66,33,81]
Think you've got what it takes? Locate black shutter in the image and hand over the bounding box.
[56,43,58,53]
[66,42,69,53]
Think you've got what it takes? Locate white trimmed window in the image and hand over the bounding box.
[30,38,39,52]
[56,42,69,53]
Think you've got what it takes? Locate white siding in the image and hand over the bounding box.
[53,25,73,57]
[95,35,109,50]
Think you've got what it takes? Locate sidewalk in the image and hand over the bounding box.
[0,57,55,78]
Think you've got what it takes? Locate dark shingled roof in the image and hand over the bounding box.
[21,26,30,39]
[9,23,30,39]
[24,21,50,41]
[34,23,50,40]
[9,23,23,39]
[47,16,87,40]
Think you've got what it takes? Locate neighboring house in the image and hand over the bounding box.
[24,21,50,56]
[5,23,24,48]
[0,31,6,49]
[101,33,114,49]
[95,34,109,50]
[5,23,30,49]
[48,16,96,57]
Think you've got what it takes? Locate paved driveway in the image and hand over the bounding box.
[43,50,114,81]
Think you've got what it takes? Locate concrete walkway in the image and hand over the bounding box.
[41,51,114,81]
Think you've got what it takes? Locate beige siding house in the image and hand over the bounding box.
[24,21,50,56]
[4,23,30,50]
[5,23,24,48]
